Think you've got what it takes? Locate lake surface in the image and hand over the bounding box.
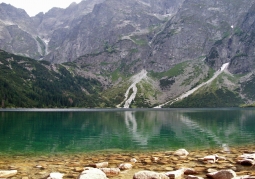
[0,108,255,156]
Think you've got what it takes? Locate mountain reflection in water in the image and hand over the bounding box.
[0,108,255,155]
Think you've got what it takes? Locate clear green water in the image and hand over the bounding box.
[0,108,255,156]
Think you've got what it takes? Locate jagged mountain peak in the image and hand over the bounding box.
[0,3,30,20]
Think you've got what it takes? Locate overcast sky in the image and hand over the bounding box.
[0,0,83,16]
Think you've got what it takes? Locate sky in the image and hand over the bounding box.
[0,0,83,16]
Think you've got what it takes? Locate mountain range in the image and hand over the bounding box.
[0,0,255,108]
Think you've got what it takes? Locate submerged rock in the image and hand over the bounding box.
[206,169,236,179]
[0,170,18,178]
[173,149,189,157]
[130,158,138,163]
[78,167,107,179]
[90,162,108,168]
[185,175,204,179]
[237,153,255,166]
[133,170,168,179]
[119,163,133,170]
[183,168,197,175]
[203,155,219,163]
[100,168,120,177]
[47,172,64,179]
[238,159,255,166]
[165,169,184,179]
[201,154,226,164]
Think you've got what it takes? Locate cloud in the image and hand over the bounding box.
[0,0,82,16]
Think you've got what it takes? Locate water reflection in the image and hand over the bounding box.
[124,111,161,147]
[122,108,255,150]
[0,108,255,155]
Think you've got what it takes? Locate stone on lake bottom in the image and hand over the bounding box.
[47,172,64,179]
[206,169,236,179]
[79,167,107,179]
[165,169,184,179]
[0,170,18,178]
[203,155,218,163]
[207,169,218,173]
[90,162,109,168]
[238,153,255,160]
[185,175,204,179]
[173,149,189,157]
[119,163,133,170]
[234,176,255,179]
[238,159,255,166]
[133,170,169,179]
[183,168,197,175]
[100,168,120,177]
[130,158,138,163]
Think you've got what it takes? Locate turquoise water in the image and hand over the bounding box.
[0,108,255,155]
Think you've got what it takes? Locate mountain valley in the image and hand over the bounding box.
[0,0,255,108]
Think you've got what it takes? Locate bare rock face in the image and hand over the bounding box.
[1,0,255,75]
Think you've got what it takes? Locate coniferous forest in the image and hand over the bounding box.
[0,50,113,108]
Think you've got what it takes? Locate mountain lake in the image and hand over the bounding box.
[1,108,255,156]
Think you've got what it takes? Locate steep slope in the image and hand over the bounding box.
[0,3,41,59]
[149,0,254,72]
[205,2,255,74]
[0,50,113,108]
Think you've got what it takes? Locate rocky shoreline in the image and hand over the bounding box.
[1,146,255,179]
